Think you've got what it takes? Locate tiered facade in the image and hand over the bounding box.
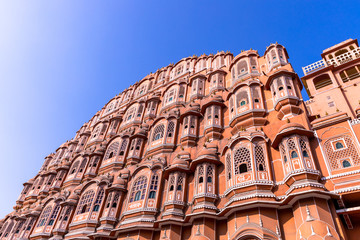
[1,39,360,240]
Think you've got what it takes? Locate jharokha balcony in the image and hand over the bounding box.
[302,46,360,75]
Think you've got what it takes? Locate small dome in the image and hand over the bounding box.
[113,176,125,186]
[172,157,188,166]
[278,122,305,133]
[68,192,79,201]
[120,168,130,175]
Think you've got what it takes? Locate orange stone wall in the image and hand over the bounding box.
[1,39,360,240]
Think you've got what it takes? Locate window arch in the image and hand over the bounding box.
[149,173,159,198]
[324,135,360,170]
[70,160,80,175]
[37,206,52,227]
[234,147,252,174]
[105,141,120,159]
[226,153,232,180]
[92,188,104,212]
[335,142,344,149]
[78,158,87,173]
[130,176,147,202]
[76,190,95,215]
[119,138,129,156]
[47,204,60,226]
[342,160,351,168]
[254,145,266,171]
[152,124,165,141]
[92,125,101,139]
[313,74,332,90]
[291,151,298,159]
[166,121,175,138]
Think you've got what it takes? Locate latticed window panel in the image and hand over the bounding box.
[324,135,360,170]
[279,143,287,162]
[95,188,104,205]
[105,142,120,159]
[119,138,128,155]
[226,153,232,180]
[130,176,147,202]
[37,206,52,227]
[300,138,308,151]
[150,174,159,191]
[78,158,87,173]
[48,204,60,225]
[207,164,214,177]
[76,190,95,214]
[152,124,165,141]
[198,165,204,177]
[177,173,184,187]
[234,147,252,174]
[167,121,175,137]
[105,192,113,208]
[254,145,266,171]
[287,138,297,150]
[236,91,249,106]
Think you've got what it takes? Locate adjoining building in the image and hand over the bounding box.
[1,39,360,240]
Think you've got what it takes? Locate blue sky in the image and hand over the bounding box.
[0,0,359,217]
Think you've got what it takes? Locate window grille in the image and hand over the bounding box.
[234,147,252,174]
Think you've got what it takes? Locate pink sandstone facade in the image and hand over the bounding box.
[1,39,360,240]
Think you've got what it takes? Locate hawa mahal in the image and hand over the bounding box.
[1,39,360,240]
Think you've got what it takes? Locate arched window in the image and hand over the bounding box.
[112,193,120,208]
[313,74,332,90]
[149,174,159,198]
[130,176,147,202]
[342,160,351,168]
[239,163,247,173]
[324,136,360,170]
[76,190,95,215]
[152,124,165,141]
[291,151,298,159]
[70,161,79,175]
[92,188,104,212]
[167,121,175,137]
[149,191,156,199]
[302,150,309,158]
[134,191,141,201]
[335,142,344,149]
[105,141,120,159]
[37,206,52,227]
[47,204,60,226]
[199,177,204,183]
[234,147,252,174]
[78,158,87,173]
[119,138,129,156]
[254,145,266,171]
[92,126,101,139]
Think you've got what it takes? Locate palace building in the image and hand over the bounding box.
[1,39,360,240]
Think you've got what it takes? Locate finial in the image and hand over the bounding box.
[310,224,315,235]
[306,205,315,222]
[163,228,167,238]
[196,224,201,235]
[326,226,333,237]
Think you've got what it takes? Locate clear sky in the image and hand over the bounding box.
[0,0,359,218]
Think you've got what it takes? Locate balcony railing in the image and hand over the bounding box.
[302,47,360,75]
